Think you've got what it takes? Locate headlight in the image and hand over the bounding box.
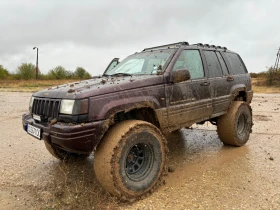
[60,100,75,114]
[29,96,34,112]
[60,99,88,115]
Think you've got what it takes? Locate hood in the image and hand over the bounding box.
[33,75,164,99]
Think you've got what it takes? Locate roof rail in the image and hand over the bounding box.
[142,41,189,51]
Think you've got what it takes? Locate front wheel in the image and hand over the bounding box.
[217,101,252,146]
[94,120,167,200]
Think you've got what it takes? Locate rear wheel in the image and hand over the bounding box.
[44,141,91,161]
[94,120,167,200]
[217,101,252,146]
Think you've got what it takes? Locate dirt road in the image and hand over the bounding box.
[0,92,279,209]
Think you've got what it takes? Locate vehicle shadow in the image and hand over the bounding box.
[165,128,250,167]
[37,128,250,209]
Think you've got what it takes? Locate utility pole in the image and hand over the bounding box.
[33,47,39,79]
[274,47,280,72]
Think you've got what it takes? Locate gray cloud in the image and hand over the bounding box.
[0,0,279,74]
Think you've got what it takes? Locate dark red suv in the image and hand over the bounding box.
[22,42,253,200]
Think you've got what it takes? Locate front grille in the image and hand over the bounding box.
[32,98,61,121]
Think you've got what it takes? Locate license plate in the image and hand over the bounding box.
[27,124,41,139]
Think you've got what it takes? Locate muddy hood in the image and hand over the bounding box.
[33,75,164,99]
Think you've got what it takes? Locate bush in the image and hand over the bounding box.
[47,66,72,79]
[16,63,36,80]
[74,67,92,79]
[266,67,280,86]
[250,72,267,78]
[0,65,9,79]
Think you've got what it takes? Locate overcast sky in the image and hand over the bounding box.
[0,0,279,75]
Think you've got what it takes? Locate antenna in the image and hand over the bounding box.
[274,47,280,71]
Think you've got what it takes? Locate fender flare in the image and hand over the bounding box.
[230,84,247,101]
[96,96,161,120]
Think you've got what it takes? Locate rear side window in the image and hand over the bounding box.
[204,51,223,77]
[216,52,229,75]
[224,52,247,74]
[172,50,204,79]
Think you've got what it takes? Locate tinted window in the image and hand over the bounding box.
[216,52,229,75]
[204,51,223,77]
[224,52,246,74]
[173,50,204,79]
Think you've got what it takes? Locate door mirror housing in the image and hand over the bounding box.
[172,69,191,83]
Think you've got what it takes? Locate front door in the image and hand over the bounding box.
[166,49,213,130]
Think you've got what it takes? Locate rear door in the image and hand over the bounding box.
[223,52,249,90]
[203,50,232,114]
[166,49,213,130]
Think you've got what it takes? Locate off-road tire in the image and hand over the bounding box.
[94,120,167,200]
[44,141,90,161]
[217,101,252,146]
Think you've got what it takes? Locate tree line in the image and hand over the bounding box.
[0,63,92,80]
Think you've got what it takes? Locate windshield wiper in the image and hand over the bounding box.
[109,73,132,77]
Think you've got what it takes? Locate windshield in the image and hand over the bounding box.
[104,50,175,76]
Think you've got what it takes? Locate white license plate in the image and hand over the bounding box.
[27,124,41,139]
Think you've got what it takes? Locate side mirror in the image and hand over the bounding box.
[172,69,191,83]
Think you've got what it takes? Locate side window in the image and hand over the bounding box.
[172,50,204,79]
[204,51,223,77]
[224,52,247,74]
[216,52,229,75]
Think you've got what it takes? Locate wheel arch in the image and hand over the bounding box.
[230,85,248,102]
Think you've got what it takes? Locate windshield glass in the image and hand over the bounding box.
[104,50,175,76]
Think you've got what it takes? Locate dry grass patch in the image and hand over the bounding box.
[0,80,80,92]
[0,78,279,93]
[252,78,280,93]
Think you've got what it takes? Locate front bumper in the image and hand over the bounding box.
[22,113,109,153]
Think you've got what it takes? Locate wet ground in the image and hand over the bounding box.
[0,92,279,209]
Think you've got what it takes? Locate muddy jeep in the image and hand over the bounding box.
[22,41,253,200]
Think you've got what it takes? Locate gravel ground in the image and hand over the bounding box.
[0,92,279,210]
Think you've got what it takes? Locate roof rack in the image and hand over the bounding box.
[193,43,228,51]
[142,41,189,51]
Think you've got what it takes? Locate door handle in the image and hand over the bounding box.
[200,81,210,86]
[227,76,234,81]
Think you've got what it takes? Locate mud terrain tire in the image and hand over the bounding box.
[94,120,167,200]
[44,141,90,161]
[217,101,252,146]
